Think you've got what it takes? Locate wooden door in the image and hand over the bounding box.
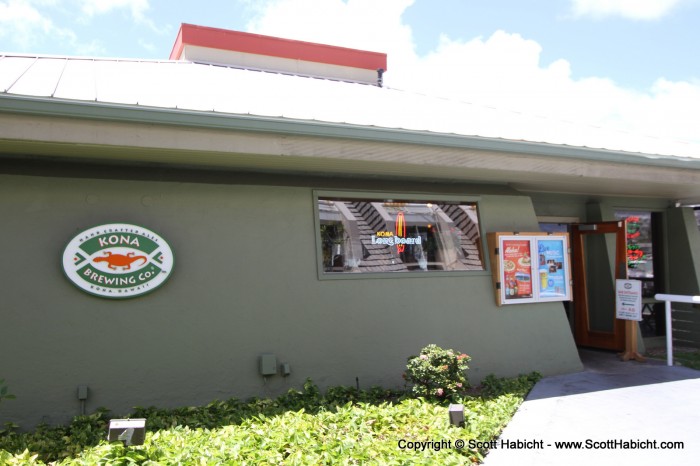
[571,221,628,350]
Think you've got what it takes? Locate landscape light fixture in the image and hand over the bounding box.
[448,404,465,427]
[108,418,146,446]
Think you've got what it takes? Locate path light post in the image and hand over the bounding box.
[449,404,465,427]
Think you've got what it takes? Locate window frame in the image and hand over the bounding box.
[313,190,489,280]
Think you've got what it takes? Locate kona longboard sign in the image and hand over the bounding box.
[62,223,174,299]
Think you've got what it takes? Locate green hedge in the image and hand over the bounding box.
[0,374,540,465]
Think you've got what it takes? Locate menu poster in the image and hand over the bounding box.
[488,232,572,306]
[501,239,533,300]
[537,238,569,300]
[615,279,642,321]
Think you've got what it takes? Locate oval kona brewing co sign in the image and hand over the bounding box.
[62,223,174,299]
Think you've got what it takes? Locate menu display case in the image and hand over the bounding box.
[487,232,572,306]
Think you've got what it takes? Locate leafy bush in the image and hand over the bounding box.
[0,408,111,463]
[0,380,404,464]
[0,375,542,465]
[404,344,471,401]
[480,372,542,399]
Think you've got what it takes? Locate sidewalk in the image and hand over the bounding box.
[482,349,700,466]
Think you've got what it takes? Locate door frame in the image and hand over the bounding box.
[571,221,628,350]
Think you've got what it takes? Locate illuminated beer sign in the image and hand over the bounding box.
[371,211,422,251]
[371,232,423,247]
[396,211,406,252]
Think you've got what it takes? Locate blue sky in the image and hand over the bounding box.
[405,0,700,90]
[2,0,699,151]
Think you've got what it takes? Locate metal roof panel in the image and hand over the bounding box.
[4,57,65,97]
[54,59,97,101]
[0,56,36,93]
[0,54,698,160]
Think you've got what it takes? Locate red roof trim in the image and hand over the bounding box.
[169,23,387,71]
[169,24,185,62]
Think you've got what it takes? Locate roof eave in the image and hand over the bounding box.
[1,93,699,170]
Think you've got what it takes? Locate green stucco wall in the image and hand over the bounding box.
[0,171,582,429]
[666,207,700,348]
[667,207,700,296]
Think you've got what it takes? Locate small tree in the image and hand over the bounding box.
[404,344,471,401]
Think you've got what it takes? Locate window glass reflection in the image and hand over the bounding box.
[318,198,484,273]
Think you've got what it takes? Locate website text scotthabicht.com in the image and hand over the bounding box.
[396,438,685,452]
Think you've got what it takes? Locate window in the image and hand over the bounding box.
[614,211,655,295]
[317,196,484,274]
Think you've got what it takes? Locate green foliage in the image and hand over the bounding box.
[671,351,700,370]
[129,379,404,434]
[0,380,402,464]
[480,372,542,399]
[647,349,700,370]
[0,408,111,463]
[0,379,16,406]
[0,374,541,465]
[404,344,471,401]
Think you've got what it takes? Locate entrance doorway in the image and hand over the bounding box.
[571,221,628,351]
[613,211,666,338]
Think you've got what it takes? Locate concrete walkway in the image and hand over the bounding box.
[482,349,700,466]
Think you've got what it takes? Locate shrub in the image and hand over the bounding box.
[0,380,405,464]
[479,372,542,399]
[404,344,471,401]
[0,375,542,465]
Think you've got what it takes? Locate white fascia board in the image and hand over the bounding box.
[1,93,700,171]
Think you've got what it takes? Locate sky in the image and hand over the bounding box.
[1,0,700,154]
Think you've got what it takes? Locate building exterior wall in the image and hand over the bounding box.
[667,207,700,296]
[0,168,582,428]
[666,207,700,348]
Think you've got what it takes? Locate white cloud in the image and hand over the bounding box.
[138,37,156,53]
[245,0,700,153]
[0,0,78,51]
[77,0,149,21]
[0,0,52,41]
[0,0,164,55]
[76,0,167,35]
[245,0,416,58]
[397,30,700,150]
[571,0,685,20]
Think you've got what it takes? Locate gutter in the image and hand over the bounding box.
[1,93,700,170]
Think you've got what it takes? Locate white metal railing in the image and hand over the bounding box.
[654,294,700,366]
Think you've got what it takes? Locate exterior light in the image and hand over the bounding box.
[108,418,146,446]
[448,404,465,427]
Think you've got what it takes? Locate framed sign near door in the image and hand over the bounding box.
[488,232,572,306]
[536,236,572,302]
